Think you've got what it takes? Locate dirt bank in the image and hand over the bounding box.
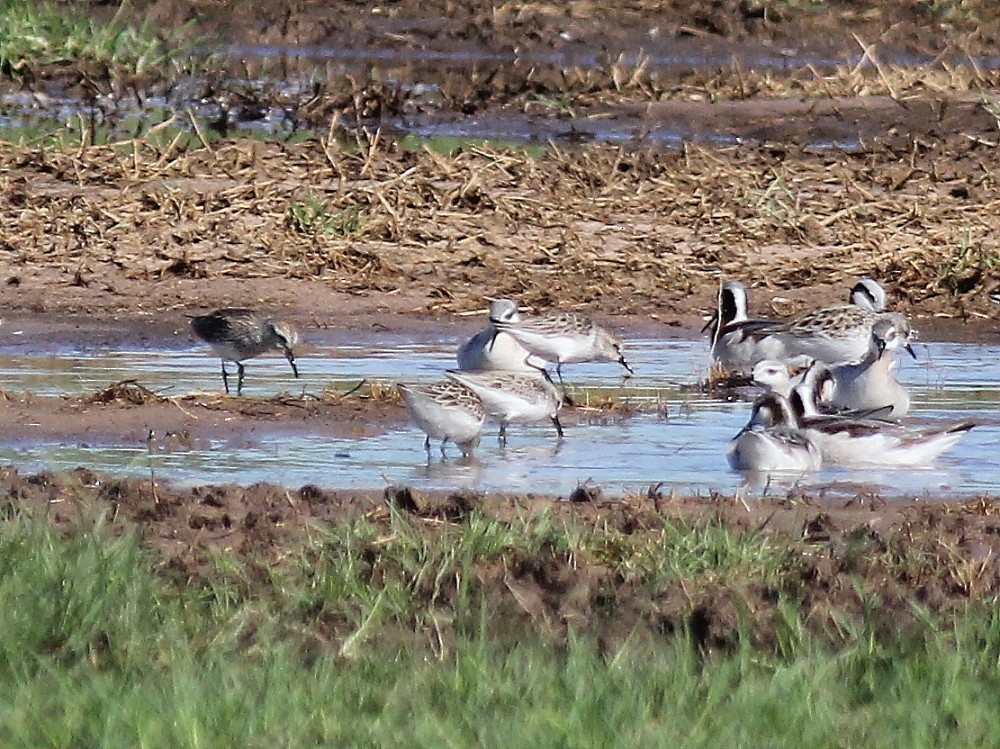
[9,466,1000,650]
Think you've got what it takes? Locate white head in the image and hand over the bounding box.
[267,321,298,349]
[850,278,887,313]
[719,280,750,326]
[751,360,793,397]
[487,299,521,324]
[871,313,916,360]
[705,279,751,342]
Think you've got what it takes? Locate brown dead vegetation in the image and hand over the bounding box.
[3,127,1000,328]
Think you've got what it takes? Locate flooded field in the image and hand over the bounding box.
[1,331,997,498]
[7,4,1000,744]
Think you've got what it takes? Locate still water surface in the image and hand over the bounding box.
[0,335,997,499]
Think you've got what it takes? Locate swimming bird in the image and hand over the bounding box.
[456,299,543,372]
[398,380,486,458]
[190,308,299,395]
[445,369,563,445]
[784,362,972,467]
[728,391,822,473]
[757,359,895,421]
[849,278,887,312]
[825,312,915,418]
[490,311,632,385]
[706,280,789,376]
[709,279,891,375]
[750,359,801,398]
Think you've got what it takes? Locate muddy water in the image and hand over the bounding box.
[0,334,998,498]
[4,42,998,149]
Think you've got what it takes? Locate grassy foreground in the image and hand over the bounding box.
[1,506,999,748]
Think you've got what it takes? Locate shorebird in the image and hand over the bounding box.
[825,312,915,418]
[456,299,543,372]
[490,311,632,385]
[190,308,299,395]
[445,370,563,445]
[784,362,973,468]
[708,278,891,375]
[745,304,911,366]
[728,391,822,473]
[706,280,789,376]
[849,278,887,312]
[398,380,485,458]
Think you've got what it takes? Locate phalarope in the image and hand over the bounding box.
[706,280,789,376]
[445,369,564,445]
[849,278,887,312]
[398,380,486,458]
[190,308,299,395]
[457,299,542,372]
[728,391,822,473]
[826,312,915,418]
[787,365,972,468]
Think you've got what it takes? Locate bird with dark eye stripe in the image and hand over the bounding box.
[190,308,299,395]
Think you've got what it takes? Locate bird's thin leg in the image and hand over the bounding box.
[220,360,231,394]
[498,423,507,447]
[424,435,432,458]
[284,346,299,378]
[552,415,564,438]
[440,438,448,459]
[236,362,246,396]
[556,363,565,388]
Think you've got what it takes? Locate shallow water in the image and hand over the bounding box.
[0,334,998,499]
[3,41,996,149]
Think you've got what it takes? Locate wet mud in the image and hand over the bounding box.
[7,466,1000,650]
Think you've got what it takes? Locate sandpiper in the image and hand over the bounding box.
[445,369,563,445]
[457,299,543,372]
[190,308,299,395]
[746,304,909,366]
[490,311,632,385]
[398,380,486,458]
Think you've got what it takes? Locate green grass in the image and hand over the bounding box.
[0,0,177,76]
[1,509,1000,746]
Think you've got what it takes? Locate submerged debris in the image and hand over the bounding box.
[84,379,166,406]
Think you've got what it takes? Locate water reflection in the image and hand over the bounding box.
[0,337,998,499]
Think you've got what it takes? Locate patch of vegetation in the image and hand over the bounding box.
[287,196,369,236]
[939,229,999,295]
[1,510,1000,746]
[0,0,177,77]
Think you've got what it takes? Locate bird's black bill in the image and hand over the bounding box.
[619,356,634,375]
[905,343,917,360]
[700,313,718,334]
[285,348,300,378]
